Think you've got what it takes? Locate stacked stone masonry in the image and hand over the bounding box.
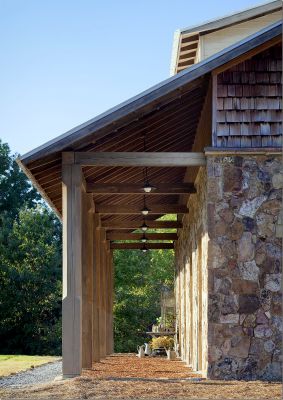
[206,154,282,380]
[175,167,208,376]
[175,154,282,380]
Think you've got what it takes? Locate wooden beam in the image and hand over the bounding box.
[86,182,196,195]
[179,50,197,60]
[101,220,182,229]
[70,152,206,167]
[107,232,178,241]
[179,56,196,65]
[111,242,174,250]
[96,204,188,215]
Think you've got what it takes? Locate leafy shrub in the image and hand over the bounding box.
[150,336,174,350]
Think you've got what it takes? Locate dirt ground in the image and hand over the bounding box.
[0,354,281,399]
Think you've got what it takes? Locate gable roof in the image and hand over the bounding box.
[20,21,281,166]
[170,0,282,74]
[18,22,282,218]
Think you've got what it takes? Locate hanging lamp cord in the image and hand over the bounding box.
[142,131,150,183]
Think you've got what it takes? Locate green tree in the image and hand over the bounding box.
[113,246,174,352]
[0,140,39,218]
[0,139,40,258]
[0,140,62,355]
[0,206,62,355]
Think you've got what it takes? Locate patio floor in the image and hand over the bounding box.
[0,354,281,399]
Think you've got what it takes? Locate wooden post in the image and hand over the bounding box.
[109,250,114,354]
[82,193,93,369]
[99,229,107,358]
[105,244,114,355]
[62,158,83,377]
[105,245,110,355]
[92,214,101,362]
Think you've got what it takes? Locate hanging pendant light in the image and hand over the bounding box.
[141,219,148,232]
[143,180,155,193]
[141,243,148,253]
[141,194,150,215]
[141,206,150,215]
[141,132,155,193]
[143,167,155,193]
[141,233,147,243]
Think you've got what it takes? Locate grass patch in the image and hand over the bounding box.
[0,355,60,377]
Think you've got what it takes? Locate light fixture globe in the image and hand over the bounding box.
[141,206,150,216]
[141,222,148,232]
[143,181,155,193]
[141,244,148,253]
[141,234,147,243]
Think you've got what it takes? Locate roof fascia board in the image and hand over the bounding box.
[170,29,182,76]
[20,22,282,165]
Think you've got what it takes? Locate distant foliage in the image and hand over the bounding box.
[0,140,62,355]
[114,246,174,353]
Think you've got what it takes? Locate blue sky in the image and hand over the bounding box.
[1,0,265,155]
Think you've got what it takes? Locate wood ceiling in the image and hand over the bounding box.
[24,79,209,233]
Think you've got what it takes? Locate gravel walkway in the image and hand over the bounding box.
[0,360,62,388]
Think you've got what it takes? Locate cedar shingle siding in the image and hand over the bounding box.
[216,44,282,147]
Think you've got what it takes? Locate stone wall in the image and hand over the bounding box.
[206,153,282,380]
[175,166,208,375]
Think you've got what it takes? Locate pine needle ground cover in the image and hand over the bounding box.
[0,355,281,399]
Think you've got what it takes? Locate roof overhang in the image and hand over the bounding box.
[18,22,282,218]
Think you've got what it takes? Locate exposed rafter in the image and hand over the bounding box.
[101,220,182,229]
[110,242,174,250]
[96,204,188,215]
[106,232,178,241]
[86,182,196,195]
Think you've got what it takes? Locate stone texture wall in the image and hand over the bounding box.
[175,167,208,376]
[206,153,282,380]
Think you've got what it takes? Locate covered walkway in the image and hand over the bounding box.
[17,22,282,379]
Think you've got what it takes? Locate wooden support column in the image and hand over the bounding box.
[92,214,101,362]
[109,250,114,354]
[105,244,110,355]
[99,228,107,358]
[62,157,83,377]
[82,193,94,369]
[105,243,113,355]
